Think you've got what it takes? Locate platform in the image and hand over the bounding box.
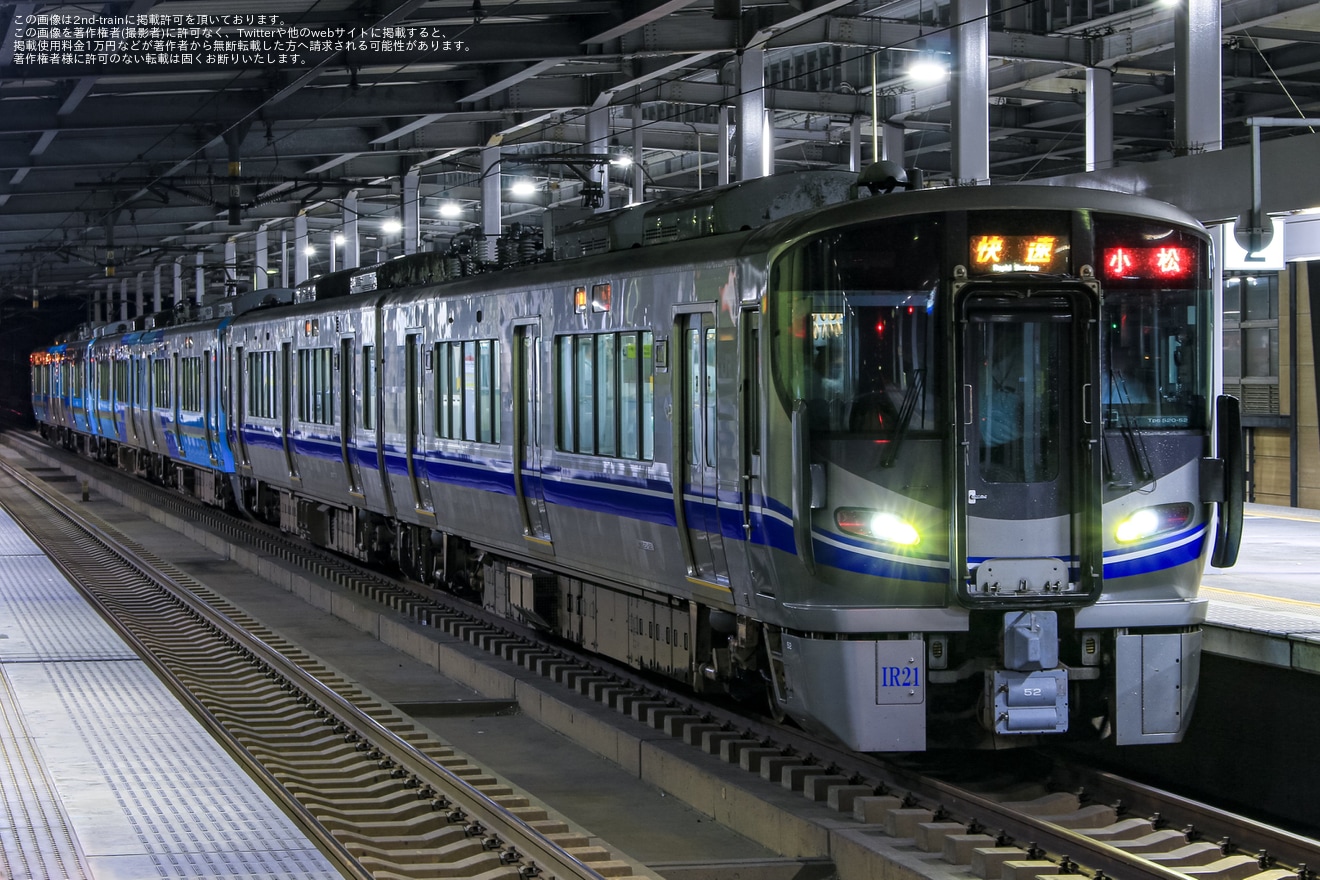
[1202,504,1320,674]
[0,500,341,880]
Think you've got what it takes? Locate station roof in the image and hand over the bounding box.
[2,0,1319,302]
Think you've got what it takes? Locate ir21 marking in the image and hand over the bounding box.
[880,665,921,689]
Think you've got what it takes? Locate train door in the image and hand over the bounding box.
[341,338,363,496]
[171,352,183,455]
[366,341,392,513]
[513,321,551,545]
[125,355,140,447]
[738,308,767,591]
[234,347,250,467]
[954,284,1102,604]
[145,357,158,450]
[281,341,299,479]
[675,310,729,584]
[141,356,154,449]
[203,350,217,464]
[405,333,433,512]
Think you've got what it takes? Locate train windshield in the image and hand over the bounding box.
[1095,216,1212,431]
[769,216,943,440]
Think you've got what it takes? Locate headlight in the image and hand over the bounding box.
[835,508,921,546]
[1115,503,1193,544]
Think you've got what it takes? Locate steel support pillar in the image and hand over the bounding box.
[882,122,905,164]
[224,239,237,294]
[481,143,501,262]
[403,170,420,255]
[951,0,990,184]
[343,193,360,269]
[718,106,731,185]
[294,213,309,285]
[1174,0,1221,154]
[586,101,610,210]
[737,47,767,181]
[1086,67,1114,172]
[631,105,645,203]
[254,228,268,290]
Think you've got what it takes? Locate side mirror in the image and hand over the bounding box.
[1211,394,1244,568]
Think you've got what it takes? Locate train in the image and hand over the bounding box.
[30,168,1244,751]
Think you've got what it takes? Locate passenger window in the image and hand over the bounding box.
[296,347,334,425]
[153,359,170,408]
[554,331,655,461]
[576,336,596,454]
[433,339,500,444]
[597,335,616,456]
[478,339,496,444]
[620,333,639,459]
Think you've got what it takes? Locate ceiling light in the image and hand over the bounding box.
[382,218,403,234]
[907,49,948,85]
[333,233,345,246]
[510,179,537,197]
[439,201,462,218]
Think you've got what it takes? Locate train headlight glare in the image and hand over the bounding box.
[836,508,920,546]
[1115,503,1193,544]
[1115,509,1159,543]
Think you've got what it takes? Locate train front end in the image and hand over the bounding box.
[757,187,1242,750]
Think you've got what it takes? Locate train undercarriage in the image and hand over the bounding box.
[40,431,1198,752]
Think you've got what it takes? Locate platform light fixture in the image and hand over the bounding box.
[439,201,462,218]
[382,218,403,234]
[907,47,948,84]
[510,179,537,197]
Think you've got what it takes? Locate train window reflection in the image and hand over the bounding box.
[970,312,1062,483]
[770,217,941,442]
[1100,289,1204,430]
[804,295,934,437]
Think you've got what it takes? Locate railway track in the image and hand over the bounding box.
[4,429,1318,880]
[0,448,643,880]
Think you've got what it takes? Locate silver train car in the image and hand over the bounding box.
[32,172,1244,751]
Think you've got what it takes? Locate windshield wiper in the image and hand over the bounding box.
[881,369,925,468]
[1106,368,1153,484]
